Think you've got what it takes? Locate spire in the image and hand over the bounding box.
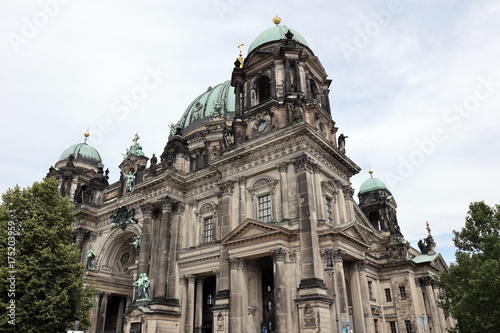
[237,43,244,68]
[84,130,90,143]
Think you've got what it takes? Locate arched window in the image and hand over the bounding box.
[256,76,271,103]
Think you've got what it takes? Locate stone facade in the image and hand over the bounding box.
[47,19,454,333]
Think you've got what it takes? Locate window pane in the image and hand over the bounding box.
[204,217,213,242]
[258,195,271,222]
[326,197,333,223]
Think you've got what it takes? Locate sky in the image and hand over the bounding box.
[1,0,499,265]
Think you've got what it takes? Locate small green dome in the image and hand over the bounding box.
[173,81,235,133]
[359,177,389,194]
[59,142,103,166]
[248,25,309,54]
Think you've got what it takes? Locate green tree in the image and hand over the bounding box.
[437,201,500,333]
[0,178,95,332]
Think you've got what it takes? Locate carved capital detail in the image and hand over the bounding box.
[217,180,234,198]
[160,196,174,211]
[140,203,154,217]
[88,231,98,242]
[288,250,297,262]
[277,162,288,173]
[293,154,315,173]
[238,176,247,186]
[174,202,186,215]
[271,248,287,262]
[333,249,345,262]
[73,228,88,239]
[228,257,245,270]
[355,259,367,271]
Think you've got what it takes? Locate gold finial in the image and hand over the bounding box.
[237,43,244,68]
[84,130,90,143]
[369,170,373,178]
[426,221,432,236]
[273,15,281,25]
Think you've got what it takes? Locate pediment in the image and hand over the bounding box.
[222,218,298,247]
[325,221,370,249]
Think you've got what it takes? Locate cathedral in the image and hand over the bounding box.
[47,17,454,333]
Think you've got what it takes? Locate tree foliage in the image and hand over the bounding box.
[437,201,500,333]
[0,178,95,333]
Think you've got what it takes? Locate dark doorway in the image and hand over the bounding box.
[260,257,275,332]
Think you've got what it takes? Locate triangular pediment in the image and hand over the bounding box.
[222,218,298,247]
[322,221,370,249]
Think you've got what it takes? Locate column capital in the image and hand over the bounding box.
[187,274,196,284]
[88,231,98,242]
[355,259,367,271]
[140,203,154,217]
[420,276,434,287]
[73,228,88,239]
[333,249,345,262]
[277,162,288,173]
[228,257,245,270]
[293,154,315,173]
[271,248,287,262]
[160,196,174,211]
[174,202,185,215]
[179,276,187,285]
[217,180,234,198]
[238,176,247,186]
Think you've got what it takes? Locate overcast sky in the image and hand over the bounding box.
[1,1,499,265]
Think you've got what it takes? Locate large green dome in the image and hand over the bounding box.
[359,177,390,194]
[174,80,235,133]
[59,142,103,166]
[248,25,309,54]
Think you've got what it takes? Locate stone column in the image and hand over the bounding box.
[433,285,448,332]
[272,248,289,333]
[269,62,277,98]
[293,155,325,288]
[278,162,290,222]
[96,292,110,332]
[342,185,355,222]
[166,201,183,304]
[349,263,364,332]
[185,275,196,333]
[333,250,349,323]
[422,277,442,333]
[284,58,291,93]
[116,297,126,332]
[88,291,101,333]
[194,277,205,333]
[337,187,347,223]
[293,59,301,93]
[313,164,325,223]
[229,258,245,333]
[179,277,187,332]
[153,197,173,301]
[138,203,153,278]
[235,84,242,116]
[238,177,247,223]
[356,260,374,333]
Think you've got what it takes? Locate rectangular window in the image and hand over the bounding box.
[385,288,392,302]
[326,197,333,223]
[399,286,407,300]
[374,319,379,333]
[203,217,214,243]
[389,321,397,333]
[405,320,413,333]
[258,194,272,222]
[368,281,373,300]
